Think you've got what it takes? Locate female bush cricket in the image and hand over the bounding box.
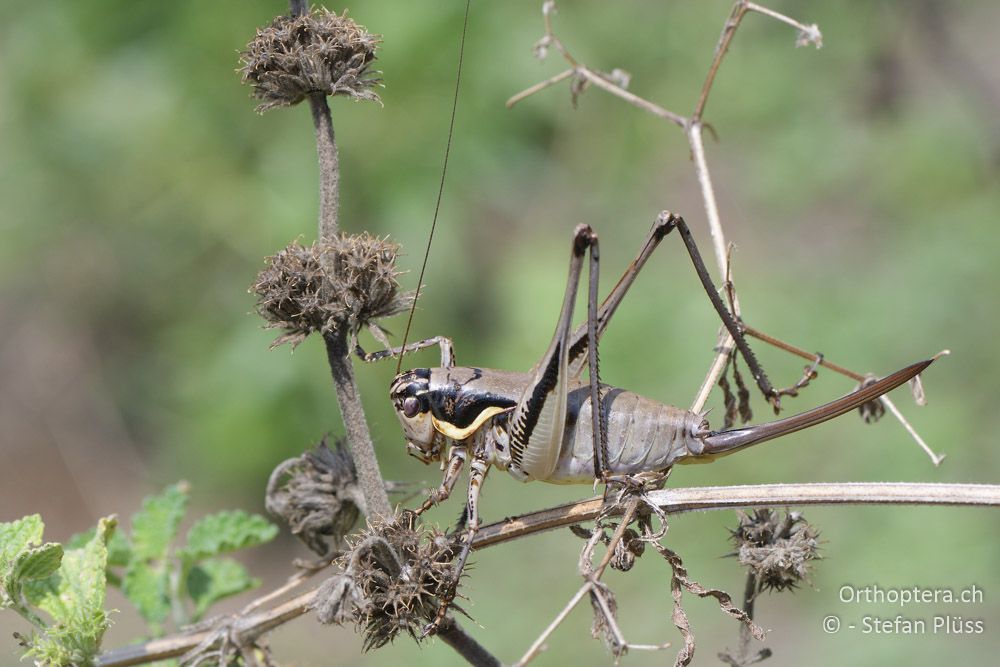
[358,209,933,632]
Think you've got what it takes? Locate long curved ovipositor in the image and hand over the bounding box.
[695,359,933,460]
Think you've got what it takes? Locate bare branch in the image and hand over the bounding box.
[97,482,1000,667]
[473,482,1000,548]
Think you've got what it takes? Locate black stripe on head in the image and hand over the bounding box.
[425,371,517,429]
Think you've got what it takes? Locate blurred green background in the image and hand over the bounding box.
[1,0,998,665]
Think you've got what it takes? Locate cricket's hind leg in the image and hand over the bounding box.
[566,211,782,410]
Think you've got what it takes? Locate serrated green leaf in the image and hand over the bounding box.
[186,557,260,620]
[69,527,132,569]
[13,543,63,582]
[0,514,45,572]
[181,511,277,563]
[0,514,44,555]
[130,482,190,561]
[122,563,170,626]
[21,517,116,665]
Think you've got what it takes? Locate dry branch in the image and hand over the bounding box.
[96,482,1000,667]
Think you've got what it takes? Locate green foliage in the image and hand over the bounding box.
[0,485,278,663]
[186,557,260,620]
[181,510,279,564]
[0,514,115,667]
[105,484,278,635]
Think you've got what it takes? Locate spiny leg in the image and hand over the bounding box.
[426,455,490,636]
[508,224,602,481]
[584,230,609,479]
[566,211,781,410]
[355,335,456,369]
[413,445,467,516]
[669,214,779,410]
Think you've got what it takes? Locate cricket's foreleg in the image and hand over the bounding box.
[355,335,456,369]
[426,457,490,636]
[414,445,466,515]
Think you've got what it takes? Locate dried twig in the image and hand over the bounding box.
[96,482,1000,666]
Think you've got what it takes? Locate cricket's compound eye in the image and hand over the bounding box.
[389,369,441,464]
[402,396,420,418]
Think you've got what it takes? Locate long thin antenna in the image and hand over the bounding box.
[395,0,472,375]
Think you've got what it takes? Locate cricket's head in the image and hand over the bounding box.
[389,368,443,464]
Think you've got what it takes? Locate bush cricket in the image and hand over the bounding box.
[358,211,932,632]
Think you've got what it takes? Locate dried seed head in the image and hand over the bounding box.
[239,9,381,113]
[251,234,413,348]
[314,517,459,649]
[855,373,886,424]
[730,509,820,594]
[265,438,362,556]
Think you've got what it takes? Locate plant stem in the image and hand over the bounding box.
[309,92,340,243]
[285,0,392,519]
[437,618,503,667]
[97,481,1000,667]
[323,332,392,518]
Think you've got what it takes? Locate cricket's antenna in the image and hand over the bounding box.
[396,0,471,375]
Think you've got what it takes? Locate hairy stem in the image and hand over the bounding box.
[324,331,392,518]
[309,92,341,242]
[438,618,503,667]
[284,0,392,519]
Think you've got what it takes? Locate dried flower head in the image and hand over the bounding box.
[252,233,413,348]
[313,516,459,649]
[855,373,886,424]
[239,9,381,112]
[265,438,362,557]
[730,509,820,594]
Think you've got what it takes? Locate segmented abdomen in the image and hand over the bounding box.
[543,384,704,484]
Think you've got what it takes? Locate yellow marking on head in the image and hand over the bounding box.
[431,406,510,441]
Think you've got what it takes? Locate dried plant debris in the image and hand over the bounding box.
[570,523,645,572]
[252,233,413,348]
[855,373,886,424]
[647,536,764,667]
[239,8,381,112]
[729,509,820,594]
[588,580,623,656]
[313,517,459,649]
[718,351,753,429]
[266,438,362,557]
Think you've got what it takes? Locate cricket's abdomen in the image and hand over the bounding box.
[543,384,706,484]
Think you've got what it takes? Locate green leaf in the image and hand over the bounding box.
[22,517,116,666]
[186,557,260,620]
[181,511,277,563]
[130,482,190,561]
[0,514,44,565]
[1,515,50,611]
[122,563,170,626]
[13,543,64,582]
[68,527,131,568]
